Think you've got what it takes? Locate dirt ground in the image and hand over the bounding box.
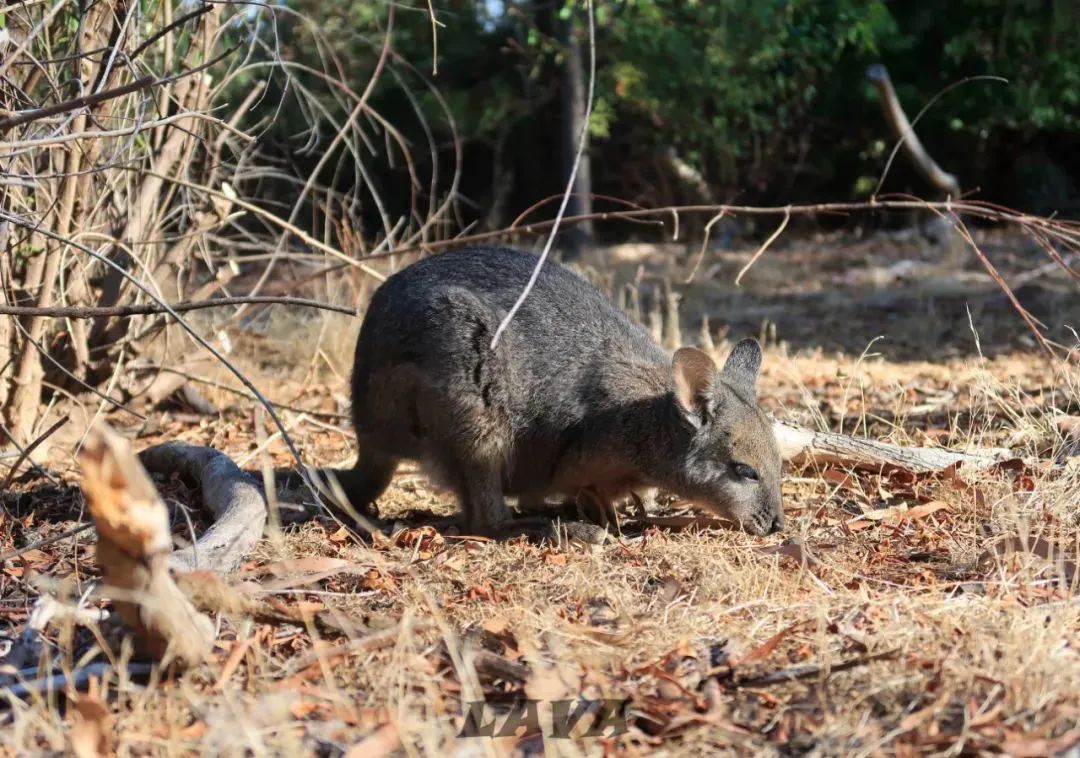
[2,230,1079,755]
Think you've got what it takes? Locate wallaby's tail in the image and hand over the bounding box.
[272,455,397,526]
[328,454,398,514]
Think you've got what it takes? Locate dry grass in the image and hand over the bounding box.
[2,236,1079,755]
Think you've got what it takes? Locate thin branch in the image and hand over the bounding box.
[0,296,357,319]
[0,111,248,153]
[735,206,790,286]
[0,523,94,564]
[0,414,68,490]
[130,4,214,60]
[946,209,1057,358]
[0,76,156,133]
[0,210,330,515]
[363,198,1080,260]
[489,0,596,348]
[734,649,900,688]
[139,170,385,280]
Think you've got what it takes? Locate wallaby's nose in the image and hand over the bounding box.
[768,514,785,534]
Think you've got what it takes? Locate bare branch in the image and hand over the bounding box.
[139,441,268,573]
[866,64,961,198]
[0,75,155,134]
[0,296,357,319]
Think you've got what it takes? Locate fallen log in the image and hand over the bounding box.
[139,441,267,573]
[773,421,1013,473]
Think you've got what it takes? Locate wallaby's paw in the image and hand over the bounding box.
[544,519,611,547]
[575,488,621,533]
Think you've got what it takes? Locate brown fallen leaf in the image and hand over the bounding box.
[179,721,208,740]
[214,635,255,691]
[735,622,804,665]
[542,550,568,566]
[822,468,861,491]
[244,557,356,577]
[327,526,351,543]
[392,525,446,560]
[246,557,371,592]
[360,568,397,593]
[757,541,821,567]
[1001,728,1080,758]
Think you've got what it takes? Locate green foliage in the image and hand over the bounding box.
[894,0,1080,133]
[593,0,894,188]
[257,0,1080,233]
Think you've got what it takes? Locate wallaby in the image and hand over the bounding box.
[332,246,784,536]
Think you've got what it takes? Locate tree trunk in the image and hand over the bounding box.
[558,10,592,261]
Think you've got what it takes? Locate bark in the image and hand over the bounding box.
[79,424,215,667]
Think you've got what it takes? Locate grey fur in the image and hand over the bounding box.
[344,246,784,536]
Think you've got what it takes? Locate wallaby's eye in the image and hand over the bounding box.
[732,463,759,481]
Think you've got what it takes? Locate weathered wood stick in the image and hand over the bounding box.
[773,421,1013,473]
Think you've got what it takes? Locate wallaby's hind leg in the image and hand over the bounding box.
[448,461,511,535]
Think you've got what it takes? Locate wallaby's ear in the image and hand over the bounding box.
[672,347,717,426]
[720,338,762,397]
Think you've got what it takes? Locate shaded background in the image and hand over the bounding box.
[251,0,1080,242]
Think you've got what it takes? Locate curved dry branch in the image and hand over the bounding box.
[139,441,267,573]
[866,64,960,198]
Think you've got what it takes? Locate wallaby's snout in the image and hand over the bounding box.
[767,495,786,534]
[671,338,785,536]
